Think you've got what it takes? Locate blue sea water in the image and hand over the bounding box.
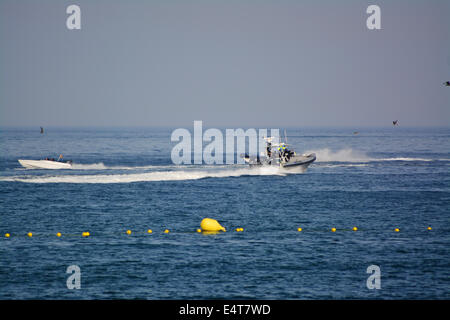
[0,126,449,299]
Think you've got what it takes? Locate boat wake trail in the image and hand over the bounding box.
[306,148,369,162]
[71,163,109,170]
[1,166,287,184]
[70,163,177,170]
[305,148,450,163]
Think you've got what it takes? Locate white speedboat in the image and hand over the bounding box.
[18,159,72,169]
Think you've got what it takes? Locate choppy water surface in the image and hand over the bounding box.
[0,127,449,299]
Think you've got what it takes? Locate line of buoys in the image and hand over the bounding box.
[2,225,436,238]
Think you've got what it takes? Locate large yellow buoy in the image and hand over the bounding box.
[200,218,226,232]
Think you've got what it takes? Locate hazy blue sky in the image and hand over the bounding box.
[1,0,449,127]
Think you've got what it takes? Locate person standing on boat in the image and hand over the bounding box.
[57,154,63,162]
[266,141,272,158]
[278,144,286,162]
[278,144,293,163]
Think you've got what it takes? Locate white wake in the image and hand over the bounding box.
[304,148,370,162]
[1,166,288,184]
[304,148,448,163]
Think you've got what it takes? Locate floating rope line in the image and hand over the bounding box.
[2,226,436,239]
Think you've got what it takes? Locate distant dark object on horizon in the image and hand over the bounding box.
[393,120,399,126]
[444,81,450,86]
[353,131,359,135]
[40,127,44,134]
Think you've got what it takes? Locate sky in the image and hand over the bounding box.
[0,0,449,128]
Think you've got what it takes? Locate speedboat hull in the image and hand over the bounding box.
[280,153,316,169]
[244,153,316,170]
[18,159,72,169]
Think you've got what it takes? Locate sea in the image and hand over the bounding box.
[0,126,449,299]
